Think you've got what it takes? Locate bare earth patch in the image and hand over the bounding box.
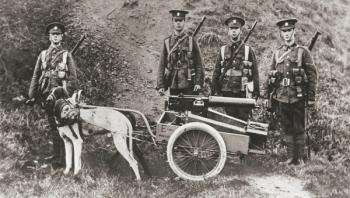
[249,175,314,198]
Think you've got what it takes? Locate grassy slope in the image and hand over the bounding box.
[0,0,349,197]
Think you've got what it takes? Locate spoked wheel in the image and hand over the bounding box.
[167,122,226,181]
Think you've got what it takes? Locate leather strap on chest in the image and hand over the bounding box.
[275,45,303,68]
[220,45,249,65]
[165,35,190,61]
[41,50,47,70]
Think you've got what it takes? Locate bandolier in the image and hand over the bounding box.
[212,16,259,121]
[28,22,77,165]
[157,10,204,95]
[267,18,317,165]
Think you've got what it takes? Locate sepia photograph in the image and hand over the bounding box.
[0,0,349,197]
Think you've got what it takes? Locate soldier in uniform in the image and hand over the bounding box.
[211,16,260,121]
[27,22,77,166]
[157,10,204,96]
[267,18,317,165]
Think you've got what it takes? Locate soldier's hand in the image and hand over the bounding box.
[193,85,201,92]
[307,100,316,107]
[25,98,35,106]
[243,60,253,67]
[158,88,165,96]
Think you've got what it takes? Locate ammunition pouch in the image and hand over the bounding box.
[268,70,282,87]
[292,68,307,98]
[57,62,68,79]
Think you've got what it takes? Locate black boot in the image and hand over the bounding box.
[279,141,295,165]
[294,134,306,165]
[50,134,65,168]
[294,143,305,165]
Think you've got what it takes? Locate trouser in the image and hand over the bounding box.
[45,104,65,162]
[222,91,251,121]
[279,100,305,160]
[170,87,197,96]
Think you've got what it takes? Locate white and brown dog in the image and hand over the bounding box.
[49,87,146,180]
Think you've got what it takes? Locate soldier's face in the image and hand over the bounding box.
[280,28,295,43]
[49,33,63,44]
[173,18,185,32]
[228,26,241,40]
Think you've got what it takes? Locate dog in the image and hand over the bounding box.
[49,87,149,180]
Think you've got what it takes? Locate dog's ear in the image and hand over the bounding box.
[68,92,78,105]
[76,90,83,103]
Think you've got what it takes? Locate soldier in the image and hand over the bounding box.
[27,22,77,166]
[211,16,260,121]
[157,10,204,96]
[267,18,317,165]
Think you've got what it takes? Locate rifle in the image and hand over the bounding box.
[163,16,207,90]
[308,31,321,51]
[71,34,87,55]
[24,34,87,105]
[167,16,207,59]
[219,21,257,82]
[305,31,321,160]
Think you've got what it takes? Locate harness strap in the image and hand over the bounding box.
[189,36,193,52]
[297,46,303,67]
[244,45,249,61]
[41,50,47,70]
[220,45,226,65]
[68,124,79,139]
[62,51,68,66]
[165,38,170,55]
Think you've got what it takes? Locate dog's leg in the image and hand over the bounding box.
[128,139,151,177]
[112,132,141,180]
[70,124,83,175]
[59,127,73,175]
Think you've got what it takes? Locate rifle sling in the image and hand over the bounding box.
[166,35,189,61]
[220,42,242,81]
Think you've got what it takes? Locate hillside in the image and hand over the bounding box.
[0,0,350,197]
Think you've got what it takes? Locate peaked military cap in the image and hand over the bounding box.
[224,16,245,27]
[276,18,298,30]
[46,22,65,34]
[169,10,189,19]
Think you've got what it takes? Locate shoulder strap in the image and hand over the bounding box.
[41,50,47,70]
[220,45,226,61]
[244,45,249,61]
[165,38,170,54]
[188,36,193,52]
[62,51,68,65]
[296,45,305,67]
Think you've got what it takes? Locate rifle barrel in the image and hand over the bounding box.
[71,34,87,55]
[192,16,207,37]
[308,31,321,51]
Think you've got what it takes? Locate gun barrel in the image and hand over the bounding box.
[208,96,256,107]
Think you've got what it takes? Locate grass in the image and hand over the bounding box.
[1,0,350,197]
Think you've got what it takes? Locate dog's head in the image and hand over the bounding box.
[53,89,83,125]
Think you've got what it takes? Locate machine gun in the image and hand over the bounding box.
[166,94,257,113]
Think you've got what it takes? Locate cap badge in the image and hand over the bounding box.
[285,22,289,26]
[54,26,58,30]
[177,12,180,16]
[233,19,236,23]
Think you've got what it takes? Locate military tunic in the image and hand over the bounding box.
[269,43,317,135]
[157,32,204,95]
[212,42,259,120]
[29,44,77,100]
[28,44,77,160]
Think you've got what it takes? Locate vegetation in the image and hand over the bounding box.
[0,0,349,197]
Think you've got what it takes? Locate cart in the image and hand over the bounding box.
[81,95,268,181]
[153,95,268,181]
